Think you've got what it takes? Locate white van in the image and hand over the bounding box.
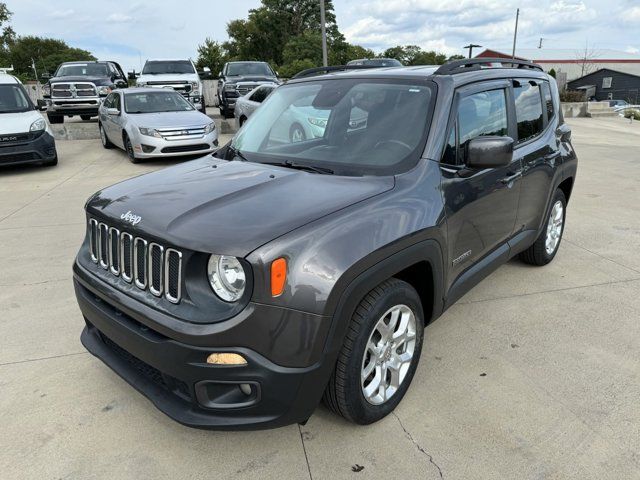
[0,73,58,167]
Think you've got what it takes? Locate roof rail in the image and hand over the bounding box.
[291,64,379,79]
[434,57,543,75]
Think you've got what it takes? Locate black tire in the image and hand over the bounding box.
[289,123,306,143]
[239,116,247,127]
[323,278,424,424]
[80,115,93,121]
[520,189,567,266]
[47,114,64,124]
[199,103,207,115]
[123,133,139,164]
[99,123,114,149]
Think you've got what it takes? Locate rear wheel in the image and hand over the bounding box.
[123,133,139,164]
[47,114,64,124]
[520,189,567,266]
[323,278,424,424]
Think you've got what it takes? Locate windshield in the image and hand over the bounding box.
[227,62,274,76]
[232,78,434,176]
[124,91,195,113]
[142,61,195,75]
[56,63,108,77]
[0,84,32,113]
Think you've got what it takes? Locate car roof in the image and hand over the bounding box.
[61,61,109,65]
[0,73,21,84]
[122,87,187,94]
[145,59,193,62]
[227,61,269,64]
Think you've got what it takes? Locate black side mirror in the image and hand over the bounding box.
[36,99,47,111]
[127,71,138,80]
[115,79,128,89]
[466,136,514,169]
[41,72,51,80]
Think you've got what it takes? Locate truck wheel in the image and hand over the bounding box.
[99,123,113,149]
[520,189,567,266]
[199,103,207,115]
[80,115,93,121]
[47,114,64,124]
[123,133,139,164]
[323,278,424,424]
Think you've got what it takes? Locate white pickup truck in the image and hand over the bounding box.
[134,59,208,114]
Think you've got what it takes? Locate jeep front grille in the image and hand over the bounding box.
[88,218,183,304]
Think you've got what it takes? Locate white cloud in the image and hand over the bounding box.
[106,13,133,24]
[48,9,75,19]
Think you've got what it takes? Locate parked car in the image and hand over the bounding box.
[347,58,403,67]
[217,61,279,118]
[135,59,207,114]
[42,60,128,124]
[74,58,576,429]
[98,88,217,163]
[608,99,629,108]
[0,72,57,167]
[233,83,278,129]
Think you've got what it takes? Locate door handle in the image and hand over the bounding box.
[501,171,522,184]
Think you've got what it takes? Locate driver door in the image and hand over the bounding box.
[441,81,522,297]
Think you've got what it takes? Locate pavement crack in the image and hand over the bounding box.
[298,423,313,480]
[0,351,88,367]
[393,412,444,479]
[0,278,68,287]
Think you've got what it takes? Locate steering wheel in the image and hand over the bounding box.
[374,139,412,153]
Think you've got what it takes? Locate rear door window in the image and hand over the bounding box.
[513,80,544,142]
[541,81,555,124]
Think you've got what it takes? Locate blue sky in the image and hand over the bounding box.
[5,0,640,71]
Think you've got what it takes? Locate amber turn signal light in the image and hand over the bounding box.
[206,353,247,365]
[271,257,287,297]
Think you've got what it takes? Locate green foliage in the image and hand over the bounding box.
[380,45,451,65]
[196,38,228,75]
[548,68,557,78]
[559,90,585,102]
[6,36,95,80]
[623,109,640,120]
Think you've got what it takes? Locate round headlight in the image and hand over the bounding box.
[207,254,246,302]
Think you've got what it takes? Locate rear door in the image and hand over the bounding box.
[441,80,522,289]
[513,79,559,233]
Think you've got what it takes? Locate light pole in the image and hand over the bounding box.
[512,8,520,59]
[320,0,328,67]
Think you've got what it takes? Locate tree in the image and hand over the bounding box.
[6,36,95,80]
[381,45,451,66]
[575,43,598,77]
[0,2,15,67]
[196,38,227,75]
[548,68,557,78]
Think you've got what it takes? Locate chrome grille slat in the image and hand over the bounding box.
[108,227,120,275]
[87,218,182,303]
[134,237,148,289]
[148,243,164,297]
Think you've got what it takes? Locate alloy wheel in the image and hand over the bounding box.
[545,200,564,255]
[361,304,417,405]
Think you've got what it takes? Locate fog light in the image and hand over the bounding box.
[239,383,252,395]
[206,352,247,365]
[141,144,155,153]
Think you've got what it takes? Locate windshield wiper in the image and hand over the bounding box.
[264,160,334,175]
[228,145,249,162]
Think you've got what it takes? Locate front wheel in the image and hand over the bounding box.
[323,278,424,424]
[520,189,567,266]
[123,133,139,164]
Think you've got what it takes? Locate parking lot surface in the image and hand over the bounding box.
[1,117,639,479]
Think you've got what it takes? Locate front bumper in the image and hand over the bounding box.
[0,131,57,166]
[131,130,219,159]
[74,260,332,430]
[46,98,102,116]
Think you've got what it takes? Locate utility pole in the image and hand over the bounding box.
[538,37,544,49]
[320,0,328,67]
[463,44,482,58]
[512,8,520,59]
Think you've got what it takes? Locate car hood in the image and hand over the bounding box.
[137,73,200,84]
[86,157,394,257]
[125,110,211,128]
[0,110,45,135]
[48,75,111,85]
[227,75,278,83]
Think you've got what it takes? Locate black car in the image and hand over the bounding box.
[43,61,128,124]
[217,61,279,118]
[74,58,577,429]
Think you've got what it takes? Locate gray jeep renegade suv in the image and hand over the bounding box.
[74,58,577,429]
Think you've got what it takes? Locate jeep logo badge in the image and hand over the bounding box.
[120,211,142,226]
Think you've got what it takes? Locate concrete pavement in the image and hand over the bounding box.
[1,117,639,479]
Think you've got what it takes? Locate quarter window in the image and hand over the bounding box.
[513,80,543,143]
[541,81,555,123]
[458,89,508,163]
